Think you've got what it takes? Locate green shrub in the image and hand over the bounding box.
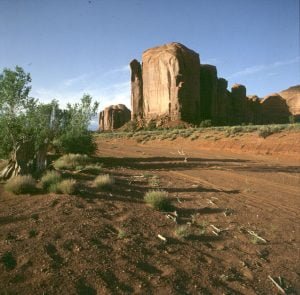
[258,126,282,138]
[94,174,115,189]
[53,154,90,170]
[48,182,60,193]
[1,252,17,270]
[144,190,171,211]
[174,225,191,239]
[190,134,199,141]
[41,171,62,190]
[146,120,156,131]
[289,115,295,124]
[55,131,96,155]
[123,120,138,132]
[5,175,36,194]
[48,179,76,194]
[81,163,103,174]
[200,120,212,128]
[57,179,76,194]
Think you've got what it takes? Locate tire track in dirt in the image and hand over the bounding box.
[99,141,299,219]
[166,170,300,222]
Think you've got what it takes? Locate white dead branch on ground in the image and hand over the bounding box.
[157,234,167,242]
[207,199,217,206]
[165,214,177,223]
[268,276,286,294]
[177,149,188,162]
[247,230,267,244]
[210,224,230,236]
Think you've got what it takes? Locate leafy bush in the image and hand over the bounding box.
[174,225,191,239]
[200,120,212,128]
[81,163,103,174]
[5,175,36,194]
[145,120,156,131]
[258,126,282,138]
[53,154,90,170]
[41,171,62,190]
[94,174,115,189]
[122,120,138,132]
[1,252,17,270]
[55,132,96,155]
[289,115,295,124]
[48,179,76,194]
[144,190,171,211]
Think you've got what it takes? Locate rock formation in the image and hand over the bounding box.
[131,42,201,123]
[279,85,300,120]
[130,59,143,120]
[216,78,231,125]
[247,95,262,124]
[230,84,250,124]
[128,42,299,127]
[260,94,290,124]
[200,64,217,121]
[99,104,131,131]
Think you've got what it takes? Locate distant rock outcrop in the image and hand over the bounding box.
[132,42,201,123]
[260,94,290,124]
[279,85,300,120]
[130,59,143,120]
[200,64,217,121]
[99,104,131,131]
[129,42,299,126]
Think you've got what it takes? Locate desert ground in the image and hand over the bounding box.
[0,128,299,294]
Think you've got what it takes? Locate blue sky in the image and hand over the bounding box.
[1,0,299,117]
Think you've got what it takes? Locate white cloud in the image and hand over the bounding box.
[228,56,300,79]
[103,64,130,77]
[63,73,88,87]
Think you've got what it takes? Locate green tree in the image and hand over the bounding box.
[0,66,35,158]
[55,94,99,154]
[0,66,99,179]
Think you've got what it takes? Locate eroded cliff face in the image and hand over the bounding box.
[141,42,201,123]
[200,64,218,121]
[129,42,299,126]
[130,59,143,120]
[99,104,131,131]
[260,94,290,124]
[279,85,300,120]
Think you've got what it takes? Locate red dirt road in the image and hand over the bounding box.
[0,132,299,294]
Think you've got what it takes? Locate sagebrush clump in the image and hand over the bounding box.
[49,179,76,194]
[94,174,115,189]
[144,190,172,211]
[57,179,77,194]
[53,154,90,170]
[41,171,62,190]
[5,175,36,194]
[174,225,191,239]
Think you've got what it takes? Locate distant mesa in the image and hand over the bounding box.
[99,42,300,130]
[99,104,131,131]
[279,85,300,120]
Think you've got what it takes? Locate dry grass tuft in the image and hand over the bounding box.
[144,190,171,211]
[5,175,36,195]
[53,154,90,170]
[94,174,115,190]
[41,171,62,190]
[48,179,76,194]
